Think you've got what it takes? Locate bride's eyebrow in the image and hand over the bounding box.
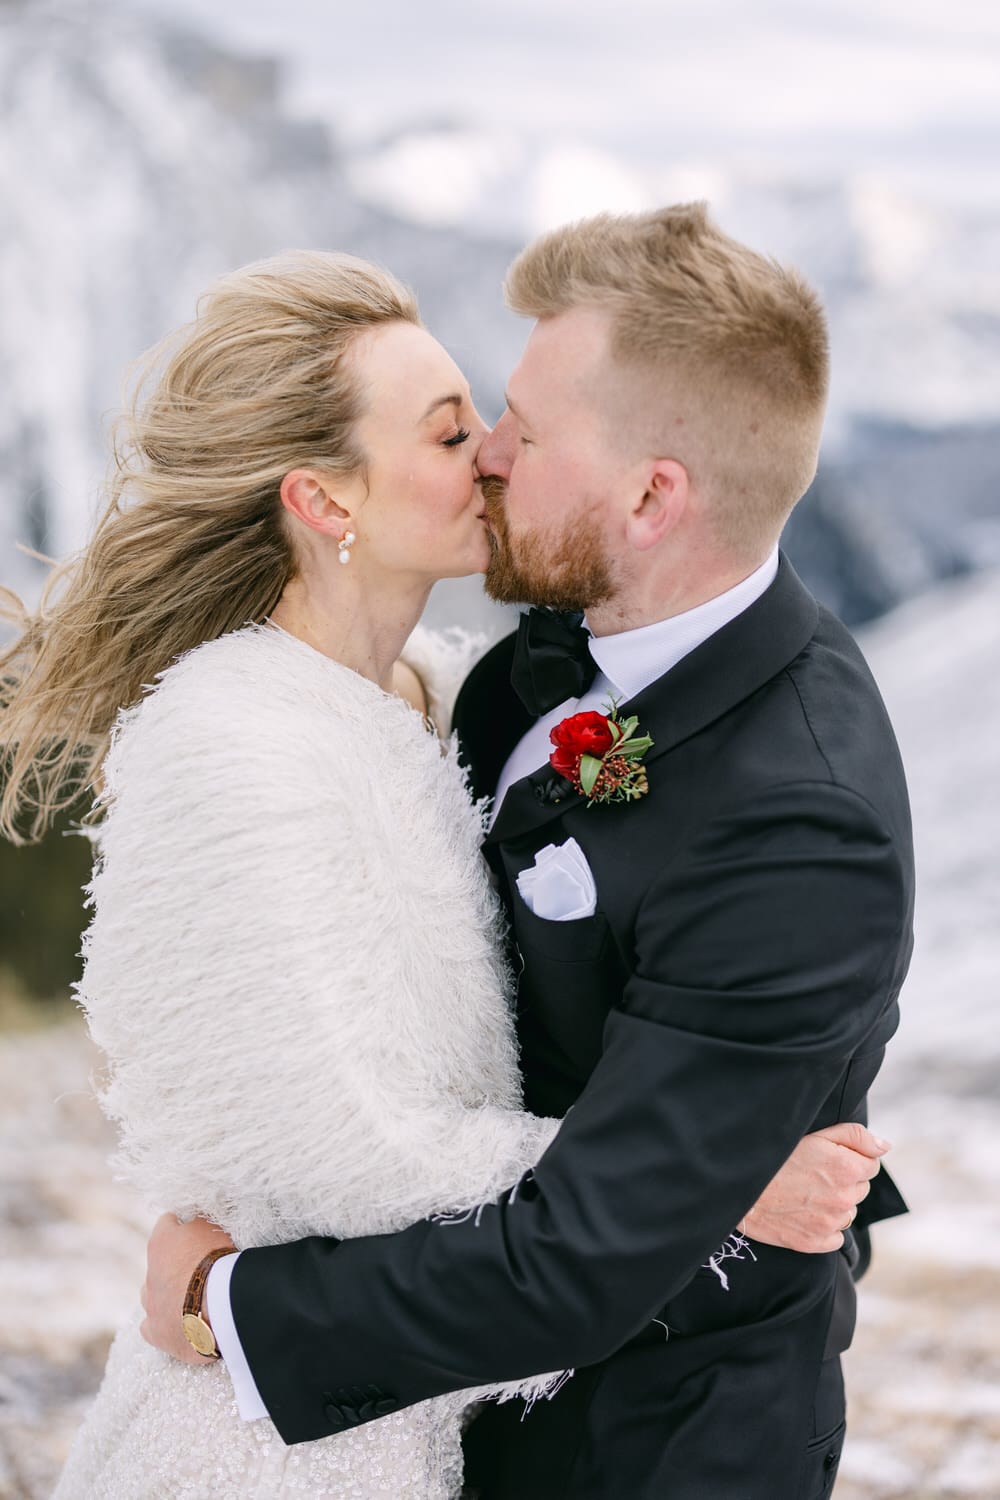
[419,393,463,422]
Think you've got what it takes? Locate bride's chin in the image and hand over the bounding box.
[462,539,493,577]
[425,531,492,581]
[426,557,489,583]
[442,560,490,580]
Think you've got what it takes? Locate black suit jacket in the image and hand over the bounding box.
[231,558,913,1473]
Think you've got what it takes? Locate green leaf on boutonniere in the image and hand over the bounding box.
[618,716,640,740]
[579,754,603,797]
[618,735,654,759]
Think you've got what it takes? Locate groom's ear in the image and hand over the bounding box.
[625,460,689,552]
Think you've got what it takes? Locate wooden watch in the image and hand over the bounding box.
[181,1247,232,1359]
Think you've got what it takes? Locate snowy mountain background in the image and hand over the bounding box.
[1,0,998,628]
[1,4,998,1494]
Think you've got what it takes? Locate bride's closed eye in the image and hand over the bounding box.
[442,428,471,448]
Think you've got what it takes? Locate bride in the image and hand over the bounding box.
[1,251,864,1498]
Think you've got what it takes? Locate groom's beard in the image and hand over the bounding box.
[481,477,616,612]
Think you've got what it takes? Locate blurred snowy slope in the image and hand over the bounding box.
[833,570,1000,1497]
[861,566,1000,1077]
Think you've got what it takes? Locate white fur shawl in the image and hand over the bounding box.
[79,623,559,1260]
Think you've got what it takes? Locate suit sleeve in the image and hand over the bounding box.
[231,780,908,1444]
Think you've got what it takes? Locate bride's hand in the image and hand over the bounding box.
[139,1212,236,1364]
[742,1122,890,1253]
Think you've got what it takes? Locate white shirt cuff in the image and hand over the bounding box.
[205,1251,269,1421]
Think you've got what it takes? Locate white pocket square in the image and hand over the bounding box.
[516,837,598,922]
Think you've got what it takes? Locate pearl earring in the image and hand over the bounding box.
[338,531,356,566]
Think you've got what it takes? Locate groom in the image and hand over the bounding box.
[143,205,912,1497]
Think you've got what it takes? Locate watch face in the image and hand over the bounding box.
[182,1312,218,1358]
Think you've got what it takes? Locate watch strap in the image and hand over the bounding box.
[181,1246,232,1359]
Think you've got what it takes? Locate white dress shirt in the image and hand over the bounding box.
[491,549,780,824]
[205,1250,267,1418]
[208,547,779,1421]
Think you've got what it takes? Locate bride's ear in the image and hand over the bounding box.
[279,469,352,539]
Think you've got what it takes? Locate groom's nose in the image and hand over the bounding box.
[474,409,514,481]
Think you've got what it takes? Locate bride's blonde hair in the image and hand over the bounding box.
[0,250,419,844]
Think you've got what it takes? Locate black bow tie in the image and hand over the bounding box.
[510,607,598,718]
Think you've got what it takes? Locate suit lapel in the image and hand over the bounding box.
[452,633,534,805]
[484,760,586,848]
[482,555,819,849]
[623,552,819,764]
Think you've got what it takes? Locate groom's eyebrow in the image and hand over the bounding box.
[420,393,463,421]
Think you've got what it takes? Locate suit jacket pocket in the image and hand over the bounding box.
[514,905,623,1083]
[514,900,612,964]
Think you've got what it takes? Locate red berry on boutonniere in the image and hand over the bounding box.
[548,701,653,808]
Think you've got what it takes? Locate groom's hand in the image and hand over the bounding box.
[744,1122,890,1253]
[139,1212,236,1364]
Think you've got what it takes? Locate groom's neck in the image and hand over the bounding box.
[586,544,773,638]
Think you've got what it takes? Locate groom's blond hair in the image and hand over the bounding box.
[505,203,829,557]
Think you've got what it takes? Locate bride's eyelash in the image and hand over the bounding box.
[442,428,471,448]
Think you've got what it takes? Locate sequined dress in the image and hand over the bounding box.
[53,625,562,1499]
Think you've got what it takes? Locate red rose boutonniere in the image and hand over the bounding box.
[549,701,654,808]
